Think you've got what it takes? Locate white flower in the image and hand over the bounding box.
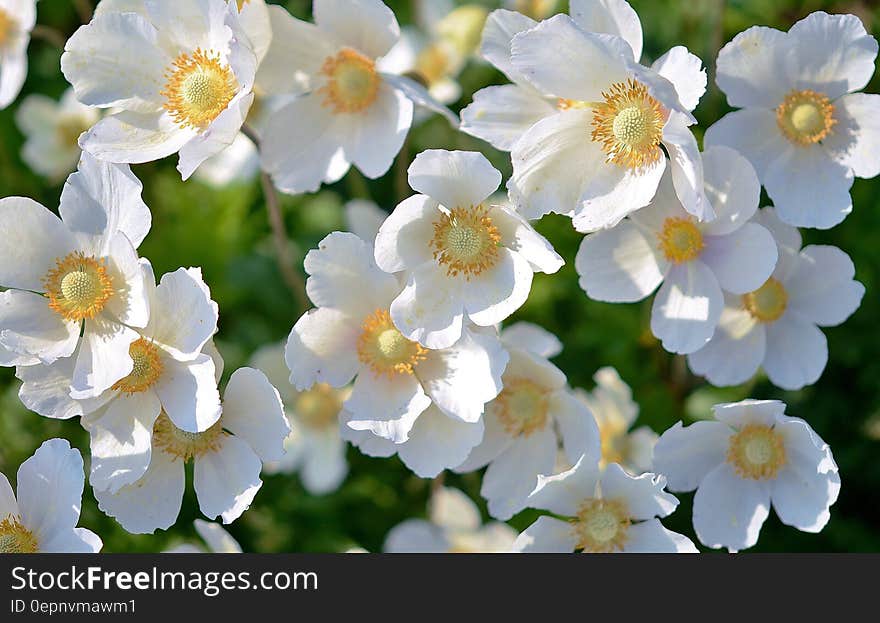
[257,0,455,194]
[344,198,386,243]
[460,3,710,229]
[61,0,258,180]
[575,146,777,354]
[384,487,516,553]
[454,323,600,520]
[286,231,509,478]
[374,149,563,350]
[0,0,35,109]
[193,131,260,187]
[252,342,349,495]
[653,399,840,552]
[502,0,558,21]
[0,438,102,553]
[15,88,101,181]
[687,207,864,390]
[513,454,697,553]
[18,264,223,494]
[164,519,242,553]
[576,367,655,474]
[0,154,151,399]
[706,11,880,229]
[94,367,289,534]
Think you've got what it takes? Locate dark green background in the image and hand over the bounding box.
[0,0,876,552]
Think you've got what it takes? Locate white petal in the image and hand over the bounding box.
[104,233,150,328]
[17,439,84,543]
[575,221,665,303]
[753,206,802,281]
[459,85,555,151]
[713,399,785,428]
[177,93,254,181]
[825,93,880,179]
[701,223,778,295]
[699,146,761,237]
[344,199,387,244]
[384,520,449,553]
[652,420,730,492]
[0,290,79,364]
[313,0,400,59]
[0,473,17,519]
[79,110,195,164]
[398,407,485,478]
[70,317,138,398]
[693,462,770,552]
[527,454,602,516]
[408,149,501,209]
[512,516,577,553]
[0,45,27,110]
[374,194,438,273]
[763,316,828,391]
[785,245,864,327]
[463,249,533,327]
[16,356,82,420]
[146,267,218,360]
[429,487,481,532]
[390,264,464,350]
[505,346,567,390]
[663,115,712,221]
[715,26,792,108]
[479,9,538,84]
[286,308,360,391]
[194,435,262,524]
[623,518,698,553]
[382,73,456,126]
[454,410,515,472]
[482,428,558,520]
[650,260,723,355]
[301,431,348,494]
[500,321,562,358]
[491,205,563,274]
[41,528,103,553]
[650,46,705,111]
[551,390,602,465]
[703,110,788,186]
[155,354,222,434]
[569,0,643,60]
[0,197,77,291]
[687,307,765,387]
[600,463,678,520]
[344,372,431,442]
[221,367,288,462]
[194,518,243,553]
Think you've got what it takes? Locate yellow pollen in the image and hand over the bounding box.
[571,498,630,553]
[152,412,226,462]
[319,48,380,114]
[0,8,16,48]
[742,278,788,323]
[161,48,237,130]
[43,252,114,322]
[776,89,836,146]
[591,79,665,169]
[357,309,428,378]
[430,204,501,279]
[727,423,787,480]
[0,516,38,553]
[112,339,164,394]
[295,383,344,430]
[235,0,251,10]
[495,378,550,437]
[557,98,592,111]
[657,217,704,263]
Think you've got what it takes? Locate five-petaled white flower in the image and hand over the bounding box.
[0,0,35,109]
[688,207,864,390]
[513,454,697,553]
[0,154,150,399]
[257,0,455,194]
[454,323,600,520]
[61,0,258,179]
[384,486,517,553]
[0,438,102,553]
[94,366,289,534]
[653,399,840,552]
[287,231,508,477]
[374,149,563,350]
[576,146,777,354]
[706,11,880,229]
[164,519,243,553]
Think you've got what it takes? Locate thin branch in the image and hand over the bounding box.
[31,25,67,49]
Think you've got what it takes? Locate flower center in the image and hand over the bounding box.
[415,43,451,86]
[43,252,114,322]
[658,217,704,263]
[112,339,164,394]
[430,205,501,279]
[512,0,556,19]
[161,48,237,130]
[571,498,630,553]
[295,383,343,430]
[357,309,428,378]
[151,412,226,462]
[599,421,628,467]
[56,115,90,148]
[776,90,835,146]
[0,8,16,49]
[0,516,38,553]
[742,278,788,323]
[495,378,549,437]
[591,79,665,169]
[727,423,787,480]
[319,48,380,114]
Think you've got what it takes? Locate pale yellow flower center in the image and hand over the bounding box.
[357,309,427,378]
[430,205,501,279]
[152,412,226,462]
[56,115,90,149]
[319,48,380,114]
[495,377,550,437]
[776,89,836,146]
[658,217,704,263]
[43,252,115,322]
[571,498,631,553]
[727,424,787,480]
[415,43,451,86]
[162,48,237,130]
[296,383,344,430]
[511,0,557,20]
[591,79,666,169]
[0,8,15,49]
[0,516,38,553]
[599,420,628,467]
[112,339,165,394]
[742,278,788,323]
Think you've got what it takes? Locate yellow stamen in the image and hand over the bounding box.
[151,412,226,462]
[112,339,164,394]
[0,516,38,553]
[357,309,428,378]
[776,89,836,146]
[657,217,704,263]
[235,0,251,10]
[296,383,344,430]
[0,8,16,49]
[742,278,788,323]
[430,204,501,279]
[727,423,786,480]
[43,252,114,322]
[571,498,630,553]
[591,79,666,169]
[319,48,380,114]
[161,48,237,130]
[495,378,550,437]
[557,98,593,111]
